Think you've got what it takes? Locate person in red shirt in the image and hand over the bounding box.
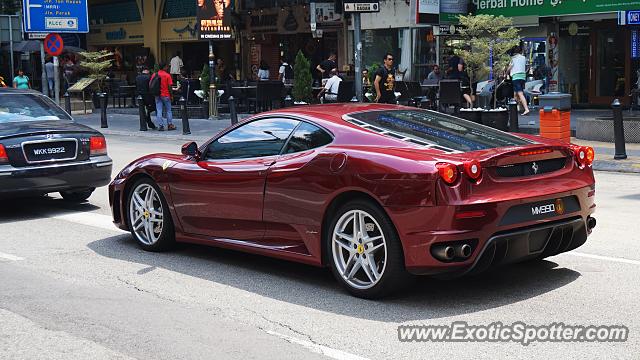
[153,62,176,131]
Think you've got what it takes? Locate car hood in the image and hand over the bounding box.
[0,120,101,140]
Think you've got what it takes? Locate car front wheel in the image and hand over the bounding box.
[127,179,175,251]
[327,199,408,299]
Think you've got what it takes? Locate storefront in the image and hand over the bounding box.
[242,4,343,82]
[477,0,640,106]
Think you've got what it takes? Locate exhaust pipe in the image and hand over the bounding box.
[455,244,472,259]
[432,245,455,261]
[587,216,597,231]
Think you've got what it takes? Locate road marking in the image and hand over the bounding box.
[266,330,370,360]
[49,212,126,233]
[567,252,640,266]
[0,252,24,261]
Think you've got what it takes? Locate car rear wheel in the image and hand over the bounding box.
[127,179,175,251]
[327,200,408,299]
[60,188,95,202]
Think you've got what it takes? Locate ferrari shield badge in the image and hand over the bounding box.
[162,160,173,171]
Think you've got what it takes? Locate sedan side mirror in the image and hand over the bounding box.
[181,141,198,157]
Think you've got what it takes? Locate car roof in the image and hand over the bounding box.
[270,103,407,124]
[0,88,42,95]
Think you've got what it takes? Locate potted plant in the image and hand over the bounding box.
[292,50,312,105]
[452,14,520,130]
[78,50,114,109]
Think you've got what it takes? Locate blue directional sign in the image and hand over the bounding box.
[22,0,89,33]
[619,10,640,25]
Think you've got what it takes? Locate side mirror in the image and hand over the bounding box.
[181,141,198,157]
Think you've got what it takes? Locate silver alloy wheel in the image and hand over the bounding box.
[129,183,164,245]
[332,209,388,290]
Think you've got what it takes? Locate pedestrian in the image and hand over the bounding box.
[316,53,337,79]
[45,58,55,95]
[216,58,227,82]
[135,66,157,129]
[445,61,474,108]
[426,64,441,82]
[278,57,294,84]
[150,62,176,131]
[317,69,342,102]
[362,68,371,87]
[13,69,30,90]
[170,51,184,82]
[508,45,530,115]
[257,60,270,81]
[374,53,396,104]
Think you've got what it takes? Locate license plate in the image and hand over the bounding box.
[22,139,77,163]
[499,196,581,226]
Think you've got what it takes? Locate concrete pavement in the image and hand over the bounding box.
[1,134,639,359]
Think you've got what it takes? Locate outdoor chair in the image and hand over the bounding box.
[438,80,462,114]
[336,80,355,103]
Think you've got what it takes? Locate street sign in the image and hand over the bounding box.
[22,0,89,33]
[44,33,64,56]
[344,1,380,13]
[619,10,640,25]
[27,32,48,40]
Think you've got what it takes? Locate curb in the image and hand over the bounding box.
[592,160,640,174]
[96,128,211,142]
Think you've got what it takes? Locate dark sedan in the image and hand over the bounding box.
[0,88,112,201]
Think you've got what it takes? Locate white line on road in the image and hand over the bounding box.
[266,330,371,360]
[49,212,126,233]
[567,252,640,266]
[0,252,24,261]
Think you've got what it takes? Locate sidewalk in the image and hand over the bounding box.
[74,112,640,174]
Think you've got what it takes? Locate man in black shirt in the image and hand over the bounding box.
[135,67,157,129]
[374,53,396,104]
[316,53,337,79]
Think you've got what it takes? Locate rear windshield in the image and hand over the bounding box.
[346,110,531,152]
[0,94,72,123]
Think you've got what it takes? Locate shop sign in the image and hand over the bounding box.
[344,2,380,13]
[619,10,640,25]
[197,0,234,40]
[245,7,309,34]
[632,29,640,59]
[475,0,640,17]
[315,3,341,23]
[440,0,468,23]
[416,0,438,24]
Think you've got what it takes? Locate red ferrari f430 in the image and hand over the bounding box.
[109,104,596,298]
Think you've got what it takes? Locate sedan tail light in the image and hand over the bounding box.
[436,162,459,185]
[0,144,7,164]
[463,160,482,181]
[572,145,594,167]
[90,136,107,156]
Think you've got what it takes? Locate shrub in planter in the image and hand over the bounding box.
[292,50,312,104]
[458,108,483,124]
[480,108,509,131]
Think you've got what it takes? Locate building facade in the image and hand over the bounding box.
[476,0,639,107]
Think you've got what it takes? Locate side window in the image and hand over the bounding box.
[284,122,333,154]
[206,118,300,160]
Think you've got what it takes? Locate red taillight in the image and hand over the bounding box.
[0,144,7,164]
[90,136,107,156]
[455,210,486,220]
[463,160,482,181]
[520,148,552,156]
[572,145,594,167]
[436,162,459,185]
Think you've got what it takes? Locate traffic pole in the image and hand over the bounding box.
[229,96,238,125]
[508,98,519,132]
[137,95,147,131]
[40,41,48,97]
[612,99,627,160]
[100,93,108,128]
[180,97,191,135]
[64,92,71,114]
[53,56,61,105]
[353,13,363,102]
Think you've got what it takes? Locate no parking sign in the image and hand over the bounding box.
[44,33,64,57]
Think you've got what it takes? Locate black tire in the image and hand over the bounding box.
[60,188,95,202]
[126,178,175,252]
[326,199,409,299]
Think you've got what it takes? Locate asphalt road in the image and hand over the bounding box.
[1,134,639,359]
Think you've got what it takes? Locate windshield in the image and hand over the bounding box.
[345,110,532,153]
[0,94,72,123]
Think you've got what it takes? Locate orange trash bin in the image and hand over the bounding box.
[539,108,571,143]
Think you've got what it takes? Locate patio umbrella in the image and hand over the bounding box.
[1,40,41,53]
